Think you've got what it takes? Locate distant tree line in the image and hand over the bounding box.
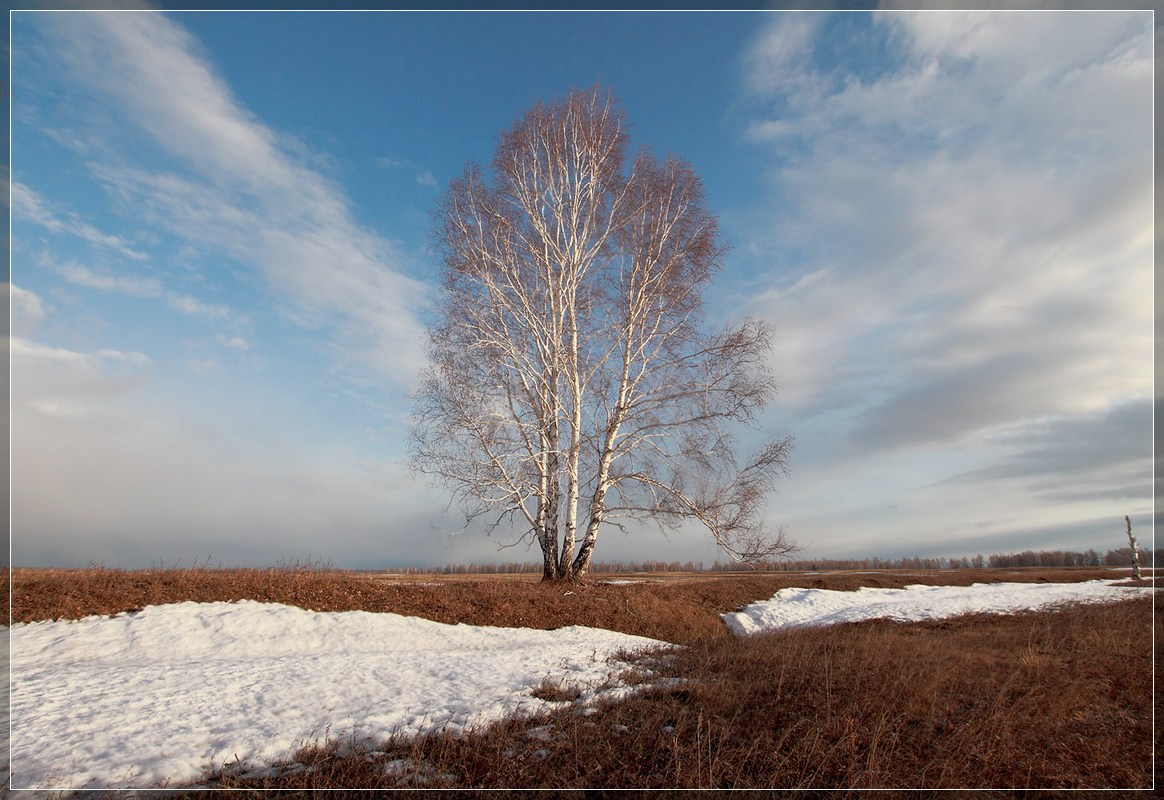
[712,549,1161,572]
[981,548,1160,569]
[387,560,709,576]
[713,556,956,572]
[380,547,1159,575]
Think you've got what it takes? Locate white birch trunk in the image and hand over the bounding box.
[1125,515,1142,580]
[416,86,796,583]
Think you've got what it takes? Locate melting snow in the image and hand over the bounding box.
[721,579,1151,637]
[9,600,665,792]
[8,579,1153,792]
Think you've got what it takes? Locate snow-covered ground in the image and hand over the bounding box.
[722,579,1152,636]
[10,601,666,792]
[8,579,1153,792]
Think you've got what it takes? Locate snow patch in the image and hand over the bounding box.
[722,579,1151,637]
[10,600,667,792]
[11,580,1154,792]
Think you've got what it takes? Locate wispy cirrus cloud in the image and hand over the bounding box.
[376,157,439,190]
[734,10,1152,549]
[12,180,150,261]
[12,11,443,569]
[938,399,1153,503]
[53,260,239,323]
[55,260,162,297]
[29,10,429,387]
[741,11,1151,435]
[741,11,823,101]
[217,335,249,352]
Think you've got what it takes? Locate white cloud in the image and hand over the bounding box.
[10,178,436,567]
[53,259,242,324]
[11,337,151,420]
[742,12,823,100]
[167,294,233,321]
[9,283,46,337]
[56,260,163,297]
[217,335,250,351]
[882,8,1145,70]
[8,329,456,567]
[736,10,1152,555]
[742,10,1151,437]
[12,180,150,261]
[942,399,1152,498]
[32,11,428,388]
[11,371,450,568]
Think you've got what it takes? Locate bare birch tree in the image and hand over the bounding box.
[410,85,795,582]
[1124,515,1142,580]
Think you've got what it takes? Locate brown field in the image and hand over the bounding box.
[5,564,1144,642]
[6,565,1159,796]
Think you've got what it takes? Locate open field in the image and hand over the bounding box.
[6,565,1159,796]
[6,565,1148,642]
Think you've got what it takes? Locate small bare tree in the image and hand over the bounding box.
[1124,515,1142,580]
[411,85,795,582]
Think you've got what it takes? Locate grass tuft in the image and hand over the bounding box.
[530,678,584,703]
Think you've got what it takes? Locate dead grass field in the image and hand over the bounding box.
[6,565,1158,796]
[5,564,1141,643]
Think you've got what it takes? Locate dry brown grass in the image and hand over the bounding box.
[8,564,760,643]
[6,564,1129,643]
[6,565,1156,795]
[178,594,1155,795]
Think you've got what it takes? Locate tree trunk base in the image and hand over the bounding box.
[540,572,589,585]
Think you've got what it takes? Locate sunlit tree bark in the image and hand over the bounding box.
[411,85,795,582]
[1125,515,1142,580]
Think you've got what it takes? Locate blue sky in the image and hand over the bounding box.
[8,8,1154,568]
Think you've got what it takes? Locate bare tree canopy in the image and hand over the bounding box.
[411,85,795,582]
